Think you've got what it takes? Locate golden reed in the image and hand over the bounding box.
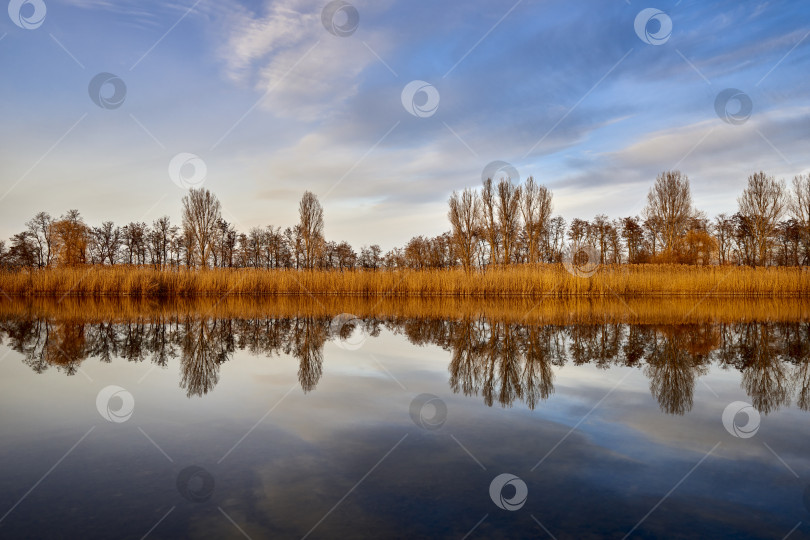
[0,264,809,298]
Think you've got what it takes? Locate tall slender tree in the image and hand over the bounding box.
[181,188,222,268]
[480,178,500,266]
[789,174,810,264]
[298,191,324,269]
[496,178,521,265]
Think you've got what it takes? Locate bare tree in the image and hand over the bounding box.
[335,241,357,269]
[732,212,756,266]
[789,174,810,264]
[91,221,121,265]
[713,214,734,265]
[149,216,174,269]
[448,188,481,271]
[358,244,382,269]
[26,211,53,268]
[520,177,553,264]
[568,218,589,246]
[643,171,694,253]
[496,178,521,265]
[608,219,623,264]
[181,188,222,268]
[621,216,645,263]
[591,214,613,264]
[738,171,786,266]
[546,216,566,263]
[643,215,663,257]
[8,232,38,269]
[480,178,500,266]
[298,191,325,270]
[121,222,147,265]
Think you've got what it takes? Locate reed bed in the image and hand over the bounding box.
[1,295,808,325]
[0,264,809,298]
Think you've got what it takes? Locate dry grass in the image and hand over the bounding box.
[0,264,809,298]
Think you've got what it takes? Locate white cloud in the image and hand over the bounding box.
[219,0,394,122]
[554,105,810,219]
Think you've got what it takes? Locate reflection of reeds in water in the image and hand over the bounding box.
[0,295,809,325]
[1,264,810,297]
[1,298,809,415]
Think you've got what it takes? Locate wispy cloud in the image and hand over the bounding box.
[218,0,394,121]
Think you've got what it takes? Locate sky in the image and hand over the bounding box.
[1,0,809,250]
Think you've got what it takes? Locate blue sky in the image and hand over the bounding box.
[1,0,809,249]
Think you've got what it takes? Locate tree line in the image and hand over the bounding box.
[447,170,810,268]
[1,170,809,271]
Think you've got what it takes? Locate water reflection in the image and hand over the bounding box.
[1,299,808,414]
[0,314,331,398]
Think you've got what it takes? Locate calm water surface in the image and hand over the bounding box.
[0,298,809,539]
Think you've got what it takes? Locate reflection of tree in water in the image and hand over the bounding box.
[520,326,558,409]
[0,318,89,376]
[2,314,810,414]
[291,317,326,393]
[437,319,810,414]
[734,323,795,414]
[0,314,332,398]
[568,323,624,368]
[644,326,711,415]
[794,361,810,411]
[180,318,229,397]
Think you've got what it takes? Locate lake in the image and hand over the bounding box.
[0,297,808,539]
